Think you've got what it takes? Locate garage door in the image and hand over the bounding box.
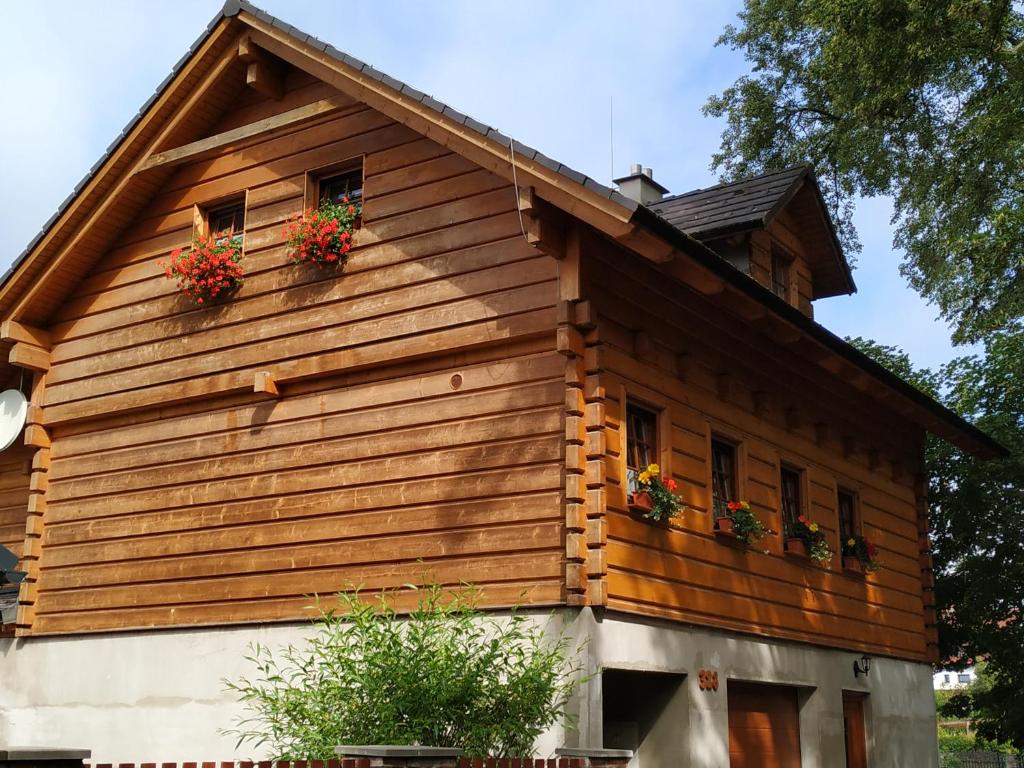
[728,681,802,768]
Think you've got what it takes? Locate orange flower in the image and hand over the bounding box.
[664,478,678,492]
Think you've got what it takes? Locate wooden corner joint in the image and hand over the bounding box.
[24,425,50,450]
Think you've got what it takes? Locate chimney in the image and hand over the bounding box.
[614,163,669,204]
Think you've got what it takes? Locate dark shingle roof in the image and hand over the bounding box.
[649,165,807,240]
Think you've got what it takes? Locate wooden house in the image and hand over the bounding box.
[0,3,1002,767]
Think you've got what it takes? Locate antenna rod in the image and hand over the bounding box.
[609,94,615,180]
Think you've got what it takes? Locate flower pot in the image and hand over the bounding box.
[843,556,863,574]
[715,515,734,534]
[786,537,808,557]
[630,491,653,513]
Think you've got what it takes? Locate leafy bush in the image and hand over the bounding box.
[938,729,977,753]
[224,584,585,759]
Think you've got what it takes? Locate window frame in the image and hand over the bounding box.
[837,487,860,543]
[779,463,804,537]
[709,434,740,521]
[304,157,365,212]
[193,193,248,247]
[619,386,672,506]
[624,400,660,499]
[770,245,794,302]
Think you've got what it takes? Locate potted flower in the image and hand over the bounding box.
[842,535,880,573]
[629,463,683,523]
[716,501,772,547]
[161,233,244,305]
[786,514,833,565]
[283,195,361,267]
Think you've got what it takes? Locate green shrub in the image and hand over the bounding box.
[938,729,976,752]
[224,584,585,759]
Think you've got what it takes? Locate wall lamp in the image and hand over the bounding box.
[853,655,872,678]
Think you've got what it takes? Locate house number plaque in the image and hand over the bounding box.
[698,669,719,691]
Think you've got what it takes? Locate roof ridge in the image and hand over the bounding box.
[656,163,810,205]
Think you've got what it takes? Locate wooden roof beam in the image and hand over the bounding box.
[0,321,50,350]
[137,95,351,173]
[239,32,284,99]
[9,343,48,372]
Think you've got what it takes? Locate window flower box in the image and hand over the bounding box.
[629,491,654,514]
[842,535,880,572]
[786,515,833,565]
[785,537,809,557]
[284,196,361,268]
[161,233,244,305]
[843,555,864,574]
[628,464,683,523]
[715,501,771,549]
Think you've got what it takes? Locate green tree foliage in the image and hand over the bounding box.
[224,584,585,759]
[937,663,1021,755]
[851,332,1024,748]
[705,1,1024,342]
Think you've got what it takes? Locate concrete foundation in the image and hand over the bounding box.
[0,609,938,767]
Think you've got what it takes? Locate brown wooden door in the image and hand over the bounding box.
[843,693,868,768]
[728,681,802,768]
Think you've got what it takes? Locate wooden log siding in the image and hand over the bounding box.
[20,72,568,634]
[584,249,933,662]
[0,444,32,561]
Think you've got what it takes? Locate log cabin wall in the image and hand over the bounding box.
[0,444,33,564]
[21,68,568,635]
[580,232,933,662]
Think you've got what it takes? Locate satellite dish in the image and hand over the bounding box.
[0,389,28,453]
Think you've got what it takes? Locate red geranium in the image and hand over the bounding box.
[160,233,244,304]
[284,196,361,267]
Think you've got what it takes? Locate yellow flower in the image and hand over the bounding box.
[647,463,660,475]
[809,522,819,533]
[638,471,651,485]
[847,538,856,547]
[740,501,750,509]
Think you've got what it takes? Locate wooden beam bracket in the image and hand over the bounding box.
[9,343,50,372]
[254,371,280,397]
[0,321,51,349]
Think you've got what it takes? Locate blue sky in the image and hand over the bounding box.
[0,0,970,371]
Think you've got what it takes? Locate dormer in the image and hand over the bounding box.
[647,165,855,317]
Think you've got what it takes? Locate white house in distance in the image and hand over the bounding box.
[934,667,977,691]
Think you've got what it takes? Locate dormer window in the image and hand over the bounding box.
[771,246,792,301]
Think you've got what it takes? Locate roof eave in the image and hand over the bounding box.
[630,204,1007,459]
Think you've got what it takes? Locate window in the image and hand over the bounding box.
[837,489,858,542]
[944,674,951,684]
[771,247,792,301]
[207,201,245,246]
[780,466,802,536]
[625,402,658,497]
[711,438,737,519]
[319,167,363,205]
[958,673,971,684]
